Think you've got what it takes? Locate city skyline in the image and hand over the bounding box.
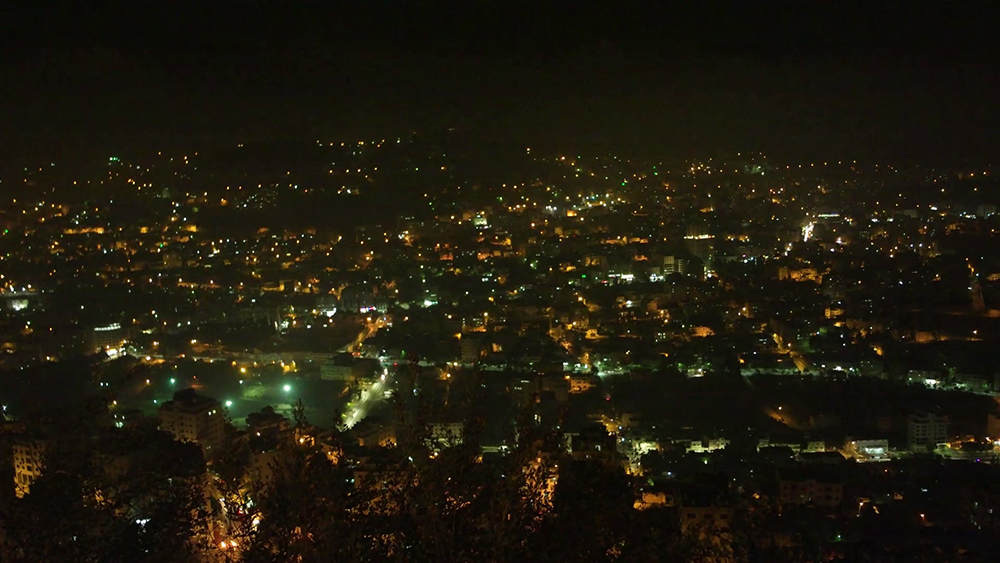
[2,3,1000,561]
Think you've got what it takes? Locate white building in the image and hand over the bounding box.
[159,389,225,459]
[426,422,464,451]
[89,322,126,353]
[908,412,948,451]
[848,439,890,461]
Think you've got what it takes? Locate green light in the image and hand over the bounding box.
[170,378,176,384]
[283,384,291,392]
[225,400,233,407]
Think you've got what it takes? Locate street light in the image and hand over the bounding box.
[283,384,291,393]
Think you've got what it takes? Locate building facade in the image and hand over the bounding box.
[12,439,45,498]
[159,389,225,459]
[908,412,948,451]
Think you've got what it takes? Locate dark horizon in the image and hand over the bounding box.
[1,2,999,168]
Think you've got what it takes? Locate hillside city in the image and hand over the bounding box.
[1,133,999,560]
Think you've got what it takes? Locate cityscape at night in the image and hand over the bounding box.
[1,2,1000,561]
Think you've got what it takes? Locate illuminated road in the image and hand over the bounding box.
[127,316,392,427]
[340,317,385,354]
[771,333,811,373]
[340,316,391,428]
[342,368,391,428]
[763,405,803,430]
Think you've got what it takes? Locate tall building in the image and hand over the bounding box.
[159,389,225,459]
[89,322,126,353]
[460,335,483,363]
[12,438,45,498]
[683,224,715,275]
[908,412,948,451]
[662,255,684,275]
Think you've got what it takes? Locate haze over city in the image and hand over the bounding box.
[1,2,999,561]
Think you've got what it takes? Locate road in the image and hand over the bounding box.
[340,317,385,353]
[127,315,393,428]
[340,316,393,428]
[342,367,391,428]
[771,332,811,373]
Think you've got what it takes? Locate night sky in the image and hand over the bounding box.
[1,1,998,164]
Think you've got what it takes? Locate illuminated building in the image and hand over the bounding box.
[159,389,225,459]
[683,224,715,275]
[89,323,126,353]
[12,438,46,498]
[662,255,689,275]
[426,421,464,451]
